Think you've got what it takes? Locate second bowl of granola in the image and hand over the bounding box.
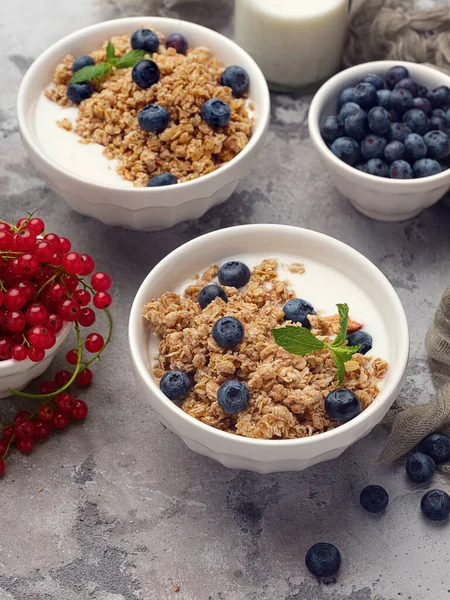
[17,17,270,230]
[129,224,409,473]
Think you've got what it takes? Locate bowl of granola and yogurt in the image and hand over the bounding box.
[17,17,270,230]
[129,224,409,473]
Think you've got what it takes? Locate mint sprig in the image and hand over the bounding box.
[272,303,361,384]
[69,43,147,85]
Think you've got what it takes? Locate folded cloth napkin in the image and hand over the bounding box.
[380,285,450,473]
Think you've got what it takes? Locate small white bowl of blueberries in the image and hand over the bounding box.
[309,61,450,222]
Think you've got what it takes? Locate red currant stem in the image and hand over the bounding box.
[22,333,31,348]
[16,211,37,232]
[34,271,59,300]
[83,307,113,368]
[0,218,17,233]
[2,434,16,460]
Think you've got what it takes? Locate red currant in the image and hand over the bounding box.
[0,230,12,250]
[39,380,57,395]
[66,349,79,365]
[5,311,26,333]
[93,291,112,310]
[26,302,48,326]
[72,399,88,420]
[55,370,71,387]
[11,344,27,361]
[33,419,51,440]
[76,368,93,386]
[35,240,54,262]
[50,252,62,266]
[2,424,15,441]
[28,326,56,350]
[14,410,31,423]
[48,282,65,302]
[59,236,71,254]
[44,233,61,251]
[38,405,54,422]
[0,458,4,476]
[28,346,45,362]
[56,392,76,414]
[16,217,28,229]
[62,252,84,275]
[73,289,91,306]
[0,336,12,360]
[78,307,96,327]
[80,254,95,276]
[4,288,26,311]
[91,272,112,292]
[17,280,36,302]
[27,217,45,235]
[16,437,34,454]
[62,274,78,294]
[0,290,3,307]
[46,313,63,333]
[0,439,7,457]
[0,222,11,232]
[15,420,35,439]
[52,411,69,429]
[85,332,104,353]
[58,298,80,322]
[13,229,37,251]
[18,253,39,275]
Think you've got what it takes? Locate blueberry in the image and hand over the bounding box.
[212,316,244,349]
[421,489,450,521]
[160,370,191,401]
[388,109,402,123]
[305,543,341,579]
[165,33,188,54]
[360,485,389,513]
[389,122,411,142]
[138,104,170,133]
[132,59,160,89]
[424,130,450,159]
[197,284,228,309]
[325,388,361,422]
[446,108,450,121]
[339,102,361,120]
[406,452,436,483]
[338,87,356,108]
[368,106,391,136]
[389,88,414,113]
[385,65,409,90]
[390,160,414,179]
[363,158,389,177]
[404,133,427,162]
[67,83,93,104]
[346,330,373,354]
[361,134,387,160]
[72,55,95,72]
[220,66,250,97]
[131,28,160,53]
[330,137,361,166]
[428,86,450,108]
[395,78,419,97]
[413,158,442,178]
[147,172,177,187]
[360,73,384,91]
[218,261,251,288]
[413,97,432,116]
[403,109,430,134]
[217,380,249,414]
[282,298,315,329]
[420,432,450,464]
[201,98,231,128]
[353,82,378,109]
[384,140,406,164]
[429,115,450,135]
[432,108,447,118]
[320,116,345,144]
[344,109,368,141]
[377,89,391,109]
[418,85,428,98]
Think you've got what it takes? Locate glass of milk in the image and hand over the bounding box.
[235,0,350,92]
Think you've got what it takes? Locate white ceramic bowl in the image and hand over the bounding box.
[17,17,270,231]
[129,224,409,473]
[0,321,72,399]
[309,61,450,222]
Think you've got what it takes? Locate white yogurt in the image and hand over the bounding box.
[235,0,349,90]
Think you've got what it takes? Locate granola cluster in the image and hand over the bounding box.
[46,33,253,186]
[144,260,388,440]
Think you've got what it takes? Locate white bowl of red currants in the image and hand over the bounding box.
[309,61,450,222]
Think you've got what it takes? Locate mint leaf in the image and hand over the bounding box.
[69,62,111,84]
[330,345,361,384]
[106,41,116,64]
[114,49,147,69]
[332,352,346,385]
[331,303,349,347]
[272,326,325,356]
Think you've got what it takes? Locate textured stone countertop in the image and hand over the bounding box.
[2,2,450,599]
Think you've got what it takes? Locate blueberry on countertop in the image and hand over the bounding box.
[282,298,315,330]
[402,109,430,135]
[72,55,95,72]
[338,87,356,108]
[353,82,378,109]
[212,316,244,349]
[363,158,389,177]
[217,380,249,414]
[384,140,406,164]
[131,28,160,53]
[385,65,409,89]
[330,137,361,166]
[346,330,373,355]
[67,83,93,104]
[368,106,391,136]
[361,134,387,160]
[160,370,191,401]
[413,158,442,178]
[339,102,361,120]
[305,543,341,579]
[377,89,392,109]
[344,109,368,141]
[389,88,414,113]
[320,116,345,144]
[424,130,450,159]
[421,489,450,521]
[390,160,414,179]
[413,96,432,116]
[389,122,411,142]
[395,77,419,97]
[325,388,362,422]
[148,172,177,187]
[218,261,251,288]
[420,432,450,464]
[404,133,427,162]
[428,85,450,108]
[406,452,436,483]
[220,66,250,97]
[360,485,389,513]
[132,59,160,89]
[197,284,228,309]
[201,98,231,128]
[138,104,170,133]
[165,33,188,54]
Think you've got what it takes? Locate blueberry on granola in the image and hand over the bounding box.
[212,316,244,349]
[138,104,170,133]
[72,55,95,73]
[406,452,436,483]
[218,261,251,288]
[282,298,315,330]
[360,485,389,513]
[67,82,93,104]
[220,66,250,98]
[197,284,228,309]
[420,433,450,464]
[148,173,177,187]
[131,28,160,53]
[421,489,450,521]
[325,388,361,422]
[166,33,188,54]
[132,59,160,89]
[346,330,372,355]
[201,98,231,128]
[217,380,249,414]
[305,543,341,579]
[160,371,191,401]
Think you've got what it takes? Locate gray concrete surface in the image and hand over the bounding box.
[1,1,450,599]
